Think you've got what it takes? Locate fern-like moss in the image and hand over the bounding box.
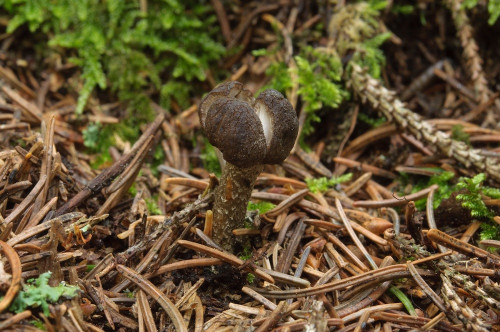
[306,173,353,193]
[357,112,387,127]
[480,221,500,241]
[200,139,221,177]
[247,201,276,214]
[295,47,348,136]
[455,173,493,218]
[451,125,471,145]
[463,0,500,25]
[2,0,225,114]
[408,170,456,210]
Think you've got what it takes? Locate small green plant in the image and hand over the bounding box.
[10,272,79,316]
[30,320,46,330]
[451,125,470,145]
[482,186,500,199]
[200,139,222,177]
[259,61,294,94]
[82,122,105,150]
[455,173,493,218]
[247,201,276,214]
[358,112,387,127]
[407,172,499,240]
[409,170,456,210]
[391,4,415,15]
[480,221,500,241]
[333,2,391,77]
[238,246,253,261]
[295,47,348,136]
[455,173,500,241]
[145,197,161,215]
[462,0,500,25]
[350,31,392,79]
[306,173,353,193]
[128,183,138,196]
[246,273,255,284]
[254,1,391,143]
[82,118,145,169]
[255,45,348,139]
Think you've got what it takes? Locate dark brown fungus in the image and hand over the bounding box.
[198,81,298,251]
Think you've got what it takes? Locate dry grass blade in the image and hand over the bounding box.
[112,228,174,293]
[241,286,277,310]
[333,157,397,179]
[115,264,187,332]
[163,178,208,190]
[0,180,32,203]
[7,212,84,246]
[144,258,222,279]
[335,198,377,269]
[137,290,157,332]
[0,310,32,329]
[254,300,287,332]
[30,116,55,221]
[177,240,274,283]
[175,278,204,309]
[354,184,439,208]
[253,265,407,299]
[2,175,47,226]
[20,196,58,232]
[407,262,447,313]
[265,188,309,218]
[0,241,22,312]
[1,85,41,122]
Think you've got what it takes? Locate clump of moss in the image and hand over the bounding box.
[2,0,225,114]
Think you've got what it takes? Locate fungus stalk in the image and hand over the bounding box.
[212,163,263,250]
[199,82,298,251]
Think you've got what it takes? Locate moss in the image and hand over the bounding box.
[2,0,225,114]
[306,173,353,193]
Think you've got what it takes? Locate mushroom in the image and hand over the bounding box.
[199,81,298,251]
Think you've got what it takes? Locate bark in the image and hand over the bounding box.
[212,162,263,251]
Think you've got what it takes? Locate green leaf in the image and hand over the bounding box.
[388,286,416,316]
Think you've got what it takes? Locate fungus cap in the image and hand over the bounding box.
[199,81,298,168]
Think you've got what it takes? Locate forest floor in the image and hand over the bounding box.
[0,1,500,331]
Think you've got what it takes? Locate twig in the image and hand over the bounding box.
[353,184,439,208]
[350,64,500,182]
[427,229,500,266]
